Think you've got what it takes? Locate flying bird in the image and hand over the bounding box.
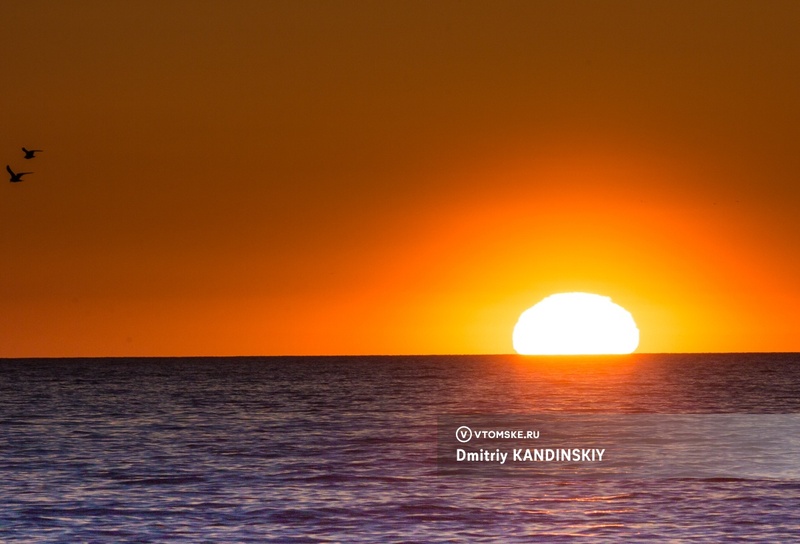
[22,147,43,159]
[6,165,33,182]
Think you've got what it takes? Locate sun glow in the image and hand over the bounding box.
[513,292,639,355]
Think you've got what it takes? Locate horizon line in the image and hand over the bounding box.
[1,351,799,361]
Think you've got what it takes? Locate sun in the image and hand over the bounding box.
[513,292,639,355]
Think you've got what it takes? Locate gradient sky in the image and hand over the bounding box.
[2,1,800,356]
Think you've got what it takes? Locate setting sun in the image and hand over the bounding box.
[513,292,639,355]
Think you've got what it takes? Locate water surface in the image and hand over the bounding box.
[1,354,799,542]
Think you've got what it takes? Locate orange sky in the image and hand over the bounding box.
[2,1,800,356]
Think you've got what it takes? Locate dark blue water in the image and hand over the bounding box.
[1,354,799,542]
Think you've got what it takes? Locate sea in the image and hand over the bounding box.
[1,353,799,542]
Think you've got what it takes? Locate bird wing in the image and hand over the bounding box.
[6,165,14,176]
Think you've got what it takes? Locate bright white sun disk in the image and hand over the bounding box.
[513,292,639,355]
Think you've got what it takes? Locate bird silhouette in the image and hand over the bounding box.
[22,147,43,159]
[6,165,33,182]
